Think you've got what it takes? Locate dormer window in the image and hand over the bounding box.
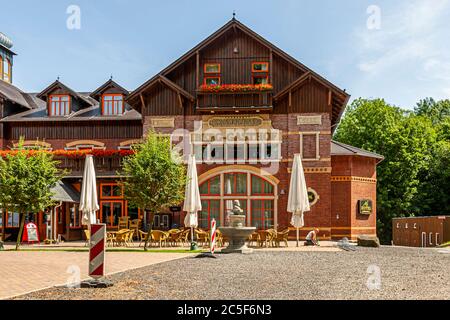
[1,57,12,83]
[102,94,124,115]
[49,95,71,116]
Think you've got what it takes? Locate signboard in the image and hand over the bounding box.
[22,222,40,244]
[169,206,182,213]
[358,200,373,215]
[297,115,322,125]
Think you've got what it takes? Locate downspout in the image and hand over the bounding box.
[53,201,63,242]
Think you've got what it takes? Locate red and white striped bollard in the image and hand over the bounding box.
[89,224,106,279]
[210,218,216,254]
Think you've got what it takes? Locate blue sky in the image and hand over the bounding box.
[3,0,450,109]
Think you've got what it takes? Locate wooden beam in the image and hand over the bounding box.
[177,93,183,109]
[328,90,332,107]
[269,49,273,84]
[288,90,292,108]
[139,94,146,113]
[196,51,200,88]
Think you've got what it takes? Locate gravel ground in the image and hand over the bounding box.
[14,247,450,300]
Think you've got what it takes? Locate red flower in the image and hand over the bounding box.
[200,84,273,93]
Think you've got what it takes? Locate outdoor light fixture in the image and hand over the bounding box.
[233,47,239,54]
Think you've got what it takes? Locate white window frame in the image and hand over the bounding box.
[299,132,320,161]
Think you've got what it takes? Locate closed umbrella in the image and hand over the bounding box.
[287,154,311,247]
[80,155,99,228]
[183,155,202,250]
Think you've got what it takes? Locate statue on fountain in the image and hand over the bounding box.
[231,200,244,215]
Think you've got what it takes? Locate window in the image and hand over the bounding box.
[252,62,269,73]
[102,94,124,115]
[204,63,221,85]
[199,200,220,229]
[101,201,123,227]
[251,200,274,230]
[204,76,221,86]
[205,63,221,74]
[252,75,269,85]
[65,140,105,151]
[251,175,274,195]
[200,175,221,196]
[49,95,71,116]
[2,57,11,83]
[224,173,247,195]
[69,204,82,228]
[101,183,123,199]
[7,212,20,228]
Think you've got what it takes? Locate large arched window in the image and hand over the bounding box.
[198,169,277,230]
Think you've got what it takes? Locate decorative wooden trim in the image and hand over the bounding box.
[282,131,331,136]
[282,158,331,163]
[13,140,52,149]
[331,176,377,184]
[119,139,142,147]
[331,227,376,230]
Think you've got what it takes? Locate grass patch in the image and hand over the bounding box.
[439,242,450,248]
[6,248,203,253]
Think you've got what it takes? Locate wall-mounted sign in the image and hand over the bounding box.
[208,116,263,128]
[169,206,182,213]
[297,115,322,125]
[358,199,373,215]
[151,118,175,128]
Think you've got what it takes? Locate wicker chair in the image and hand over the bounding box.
[129,219,141,239]
[167,229,181,246]
[151,230,169,248]
[114,229,130,247]
[195,229,209,247]
[247,232,259,247]
[275,229,290,247]
[118,216,129,230]
[83,229,90,247]
[257,230,276,248]
[138,230,149,247]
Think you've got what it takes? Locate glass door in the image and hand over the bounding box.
[101,201,124,227]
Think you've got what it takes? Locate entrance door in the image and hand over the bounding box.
[100,201,124,228]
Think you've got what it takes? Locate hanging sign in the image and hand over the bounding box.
[22,222,40,244]
[358,200,373,215]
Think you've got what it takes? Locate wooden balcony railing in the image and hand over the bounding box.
[54,155,124,177]
[196,91,273,112]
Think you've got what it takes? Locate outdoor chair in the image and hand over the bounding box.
[179,229,190,246]
[257,230,276,248]
[129,219,141,239]
[125,230,135,246]
[195,229,209,247]
[247,232,259,247]
[114,229,130,247]
[138,230,148,247]
[214,229,224,248]
[83,229,90,247]
[151,230,169,248]
[167,229,182,246]
[118,216,129,230]
[106,232,116,247]
[275,229,290,247]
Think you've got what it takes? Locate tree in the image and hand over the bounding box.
[0,139,65,250]
[120,132,186,251]
[415,98,450,125]
[334,98,436,243]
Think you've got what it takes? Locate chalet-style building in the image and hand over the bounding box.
[0,19,383,242]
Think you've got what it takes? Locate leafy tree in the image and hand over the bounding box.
[0,139,65,250]
[415,98,450,125]
[335,98,436,243]
[120,132,186,250]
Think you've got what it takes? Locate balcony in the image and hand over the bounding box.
[196,90,273,113]
[54,155,125,178]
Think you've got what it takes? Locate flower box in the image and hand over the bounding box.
[199,84,273,93]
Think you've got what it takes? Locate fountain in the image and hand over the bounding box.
[219,200,256,254]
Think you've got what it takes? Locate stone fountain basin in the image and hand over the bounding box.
[219,226,256,254]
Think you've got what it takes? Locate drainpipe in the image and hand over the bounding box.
[53,202,63,242]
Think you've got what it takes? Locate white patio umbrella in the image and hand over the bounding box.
[225,177,233,226]
[80,155,99,228]
[183,155,202,248]
[287,154,311,247]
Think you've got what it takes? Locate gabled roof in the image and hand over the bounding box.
[51,181,80,203]
[331,140,384,163]
[0,80,36,109]
[89,79,130,101]
[36,80,94,106]
[127,18,350,126]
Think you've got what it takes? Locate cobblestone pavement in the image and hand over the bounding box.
[0,250,191,299]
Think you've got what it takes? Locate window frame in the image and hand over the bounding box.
[101,93,124,116]
[204,63,221,74]
[200,175,221,196]
[251,174,274,196]
[49,94,71,117]
[299,132,321,161]
[250,199,275,230]
[252,74,269,85]
[223,172,248,196]
[252,62,270,73]
[203,76,221,86]
[100,183,124,199]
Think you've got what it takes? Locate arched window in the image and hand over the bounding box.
[198,169,277,230]
[65,140,106,151]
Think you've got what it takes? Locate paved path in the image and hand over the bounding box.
[0,251,191,300]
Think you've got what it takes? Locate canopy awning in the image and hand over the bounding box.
[51,181,80,203]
